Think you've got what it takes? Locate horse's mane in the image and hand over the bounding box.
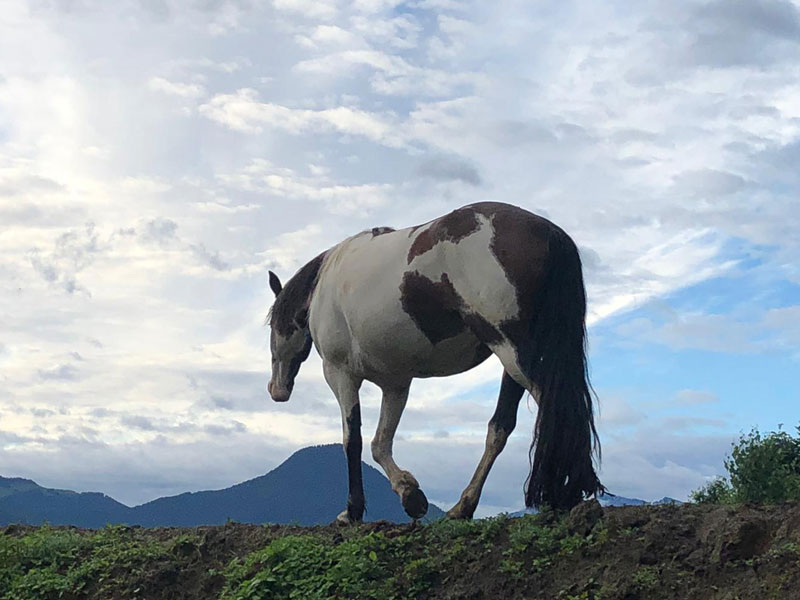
[268,252,326,335]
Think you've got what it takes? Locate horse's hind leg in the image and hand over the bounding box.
[372,383,429,519]
[323,361,365,525]
[447,372,525,519]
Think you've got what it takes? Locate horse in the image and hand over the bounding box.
[266,201,603,523]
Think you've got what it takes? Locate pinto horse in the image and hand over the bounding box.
[267,202,603,523]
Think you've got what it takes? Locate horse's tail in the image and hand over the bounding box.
[521,226,604,510]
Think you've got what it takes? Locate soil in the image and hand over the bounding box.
[4,502,800,600]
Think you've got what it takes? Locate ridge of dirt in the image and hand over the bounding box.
[3,502,800,600]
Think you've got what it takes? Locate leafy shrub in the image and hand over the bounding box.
[692,424,800,504]
[690,477,734,504]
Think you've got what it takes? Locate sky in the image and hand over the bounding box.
[1,0,799,517]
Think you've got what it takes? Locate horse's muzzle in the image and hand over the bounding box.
[268,379,291,402]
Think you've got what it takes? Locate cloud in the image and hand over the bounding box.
[615,301,800,355]
[672,169,749,196]
[596,395,646,430]
[199,89,405,147]
[217,159,391,215]
[31,408,56,417]
[273,0,339,20]
[147,76,206,98]
[121,414,158,431]
[637,0,800,69]
[294,49,478,96]
[417,155,481,186]
[27,223,100,295]
[189,243,230,271]
[37,364,79,381]
[0,174,63,197]
[204,421,247,436]
[164,57,250,74]
[694,0,800,42]
[141,218,179,246]
[294,25,358,49]
[674,389,720,406]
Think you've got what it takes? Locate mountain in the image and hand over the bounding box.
[597,492,648,507]
[508,492,683,517]
[0,477,132,529]
[651,496,682,505]
[0,445,445,528]
[132,444,445,526]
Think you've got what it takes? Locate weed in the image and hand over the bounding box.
[0,524,172,600]
[220,530,437,600]
[631,566,659,592]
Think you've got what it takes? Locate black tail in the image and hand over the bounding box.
[522,226,604,510]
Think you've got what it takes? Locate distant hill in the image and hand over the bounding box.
[0,445,445,528]
[131,444,445,526]
[508,492,682,517]
[0,480,131,529]
[596,493,681,507]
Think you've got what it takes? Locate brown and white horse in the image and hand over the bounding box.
[267,202,603,523]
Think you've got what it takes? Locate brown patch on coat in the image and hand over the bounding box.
[399,271,465,344]
[371,226,395,237]
[407,223,425,237]
[406,207,482,263]
[407,228,435,261]
[470,202,552,338]
[463,313,504,345]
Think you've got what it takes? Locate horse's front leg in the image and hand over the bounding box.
[323,361,365,525]
[448,372,525,519]
[372,383,428,519]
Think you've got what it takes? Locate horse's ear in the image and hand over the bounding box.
[269,271,283,296]
[294,307,309,329]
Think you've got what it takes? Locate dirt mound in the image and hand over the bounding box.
[3,502,800,599]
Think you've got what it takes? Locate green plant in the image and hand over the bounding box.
[727,425,800,503]
[631,566,659,592]
[220,529,439,600]
[691,423,800,504]
[0,524,173,600]
[498,513,589,577]
[690,476,734,504]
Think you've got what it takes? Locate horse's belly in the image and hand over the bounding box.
[413,333,491,377]
[354,325,490,381]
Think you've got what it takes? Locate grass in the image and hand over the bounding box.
[220,515,521,600]
[0,512,584,600]
[0,524,172,600]
[499,510,591,577]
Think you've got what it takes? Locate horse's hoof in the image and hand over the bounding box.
[335,510,358,526]
[402,487,429,519]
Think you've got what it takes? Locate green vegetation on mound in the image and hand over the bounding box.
[3,502,800,600]
[692,423,800,505]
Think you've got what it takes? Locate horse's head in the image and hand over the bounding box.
[267,271,313,402]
